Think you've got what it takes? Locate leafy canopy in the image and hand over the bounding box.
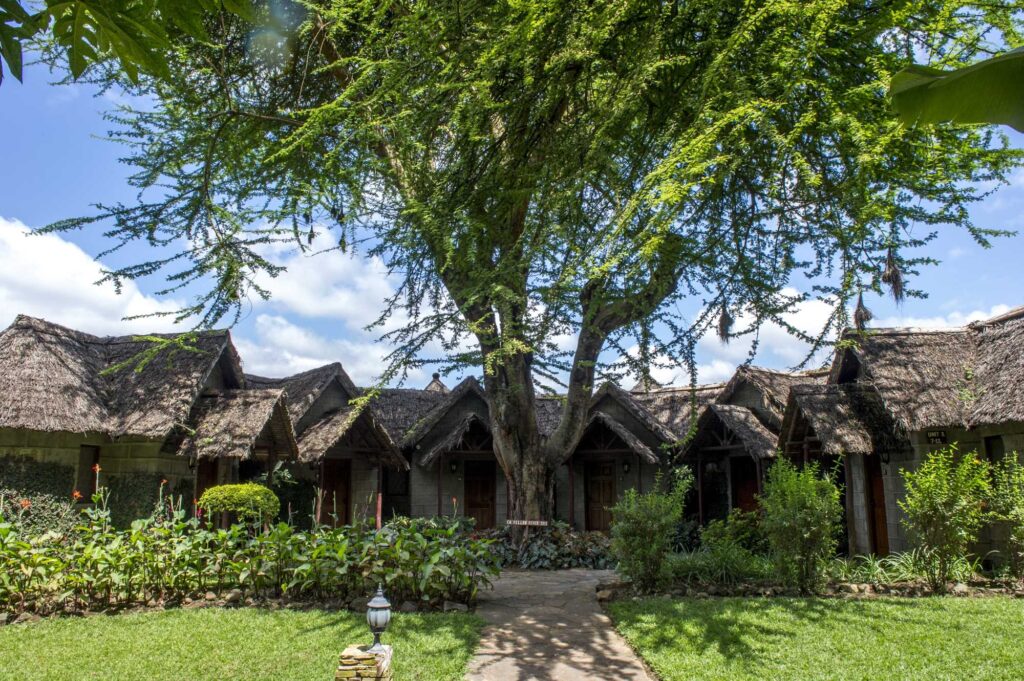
[46,0,1023,391]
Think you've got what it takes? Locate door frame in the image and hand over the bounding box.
[864,455,889,556]
[463,459,497,530]
[584,458,616,532]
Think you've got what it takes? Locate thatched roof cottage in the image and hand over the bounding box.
[779,305,1024,556]
[0,315,298,517]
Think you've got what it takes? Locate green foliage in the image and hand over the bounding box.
[667,543,774,588]
[0,1,253,85]
[106,472,167,529]
[760,460,842,594]
[0,455,74,498]
[0,496,499,615]
[899,445,990,592]
[700,508,769,555]
[0,488,79,541]
[44,0,1024,446]
[197,483,280,523]
[988,453,1024,580]
[826,550,982,586]
[892,48,1024,132]
[611,472,691,591]
[485,521,614,570]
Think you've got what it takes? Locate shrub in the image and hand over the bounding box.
[0,503,499,615]
[899,444,990,592]
[701,508,768,555]
[668,542,774,587]
[988,453,1024,580]
[0,488,79,541]
[484,521,614,569]
[760,459,842,594]
[610,470,691,591]
[198,483,280,523]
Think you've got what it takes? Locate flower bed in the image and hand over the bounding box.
[0,493,499,616]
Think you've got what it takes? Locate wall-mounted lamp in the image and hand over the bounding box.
[450,460,459,475]
[622,461,631,475]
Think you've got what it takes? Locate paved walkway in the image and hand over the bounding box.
[465,569,654,681]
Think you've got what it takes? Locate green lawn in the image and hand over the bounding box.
[0,607,483,680]
[609,597,1024,681]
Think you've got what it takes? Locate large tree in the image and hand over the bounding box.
[48,0,1022,524]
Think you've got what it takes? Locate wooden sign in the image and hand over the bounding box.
[926,430,948,444]
[506,519,549,527]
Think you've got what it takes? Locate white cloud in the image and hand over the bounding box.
[253,243,406,333]
[0,217,183,335]
[873,304,1011,330]
[234,314,428,386]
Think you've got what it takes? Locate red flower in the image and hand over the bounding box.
[72,490,83,501]
[160,478,168,486]
[19,499,30,510]
[92,463,101,473]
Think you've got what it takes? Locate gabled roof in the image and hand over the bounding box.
[247,362,359,425]
[370,387,450,442]
[0,315,241,439]
[296,406,408,469]
[589,382,680,445]
[969,309,1024,427]
[630,383,725,441]
[781,384,908,456]
[684,401,778,458]
[401,376,489,450]
[832,327,975,431]
[178,388,297,460]
[587,410,660,464]
[718,365,828,428]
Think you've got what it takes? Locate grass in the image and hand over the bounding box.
[609,596,1024,681]
[0,607,483,680]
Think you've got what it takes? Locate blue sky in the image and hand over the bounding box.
[2,62,1023,387]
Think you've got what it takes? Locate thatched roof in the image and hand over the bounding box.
[418,412,491,467]
[718,366,828,428]
[401,376,488,449]
[370,387,449,441]
[587,410,660,464]
[590,382,680,445]
[702,404,778,460]
[247,362,359,425]
[0,315,241,439]
[781,384,908,456]
[833,327,975,431]
[631,383,725,440]
[178,389,297,460]
[969,308,1024,427]
[295,407,408,469]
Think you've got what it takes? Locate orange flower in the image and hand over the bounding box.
[72,490,83,501]
[92,463,101,473]
[19,499,30,510]
[160,479,168,486]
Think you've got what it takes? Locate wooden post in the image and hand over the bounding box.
[376,462,383,530]
[636,453,641,493]
[316,459,325,524]
[568,454,575,529]
[697,452,704,526]
[436,454,443,517]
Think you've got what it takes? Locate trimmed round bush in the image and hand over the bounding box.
[197,483,280,522]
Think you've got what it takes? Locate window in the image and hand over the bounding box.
[984,435,1006,465]
[76,445,101,501]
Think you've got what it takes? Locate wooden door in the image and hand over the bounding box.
[464,460,496,530]
[585,460,616,532]
[865,455,889,556]
[730,457,760,512]
[196,459,218,499]
[320,459,351,526]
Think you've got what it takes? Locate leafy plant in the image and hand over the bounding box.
[701,508,769,555]
[989,453,1024,580]
[760,459,842,594]
[484,521,614,570]
[899,445,990,592]
[668,543,774,588]
[610,471,692,591]
[198,483,280,523]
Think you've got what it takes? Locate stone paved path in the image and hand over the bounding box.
[465,569,653,681]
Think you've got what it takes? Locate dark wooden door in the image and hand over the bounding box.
[196,459,218,499]
[730,457,760,512]
[865,455,889,556]
[464,460,496,529]
[320,459,351,526]
[585,460,616,532]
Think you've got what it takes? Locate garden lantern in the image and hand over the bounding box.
[366,585,392,652]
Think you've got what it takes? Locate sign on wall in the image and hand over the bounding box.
[926,430,948,444]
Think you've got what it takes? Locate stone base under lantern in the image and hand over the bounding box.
[335,644,393,680]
